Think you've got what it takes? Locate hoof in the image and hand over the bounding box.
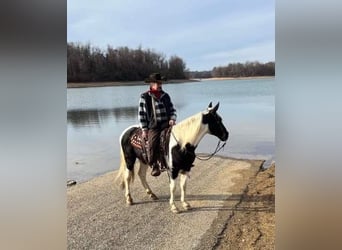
[126,195,133,205]
[182,202,192,211]
[171,205,179,214]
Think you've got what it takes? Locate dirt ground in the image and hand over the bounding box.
[216,163,275,249]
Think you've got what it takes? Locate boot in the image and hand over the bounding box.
[151,164,161,177]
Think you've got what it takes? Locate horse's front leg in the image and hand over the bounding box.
[169,178,179,213]
[138,161,158,200]
[180,172,191,210]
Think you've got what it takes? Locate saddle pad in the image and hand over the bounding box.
[130,132,143,150]
[130,127,172,153]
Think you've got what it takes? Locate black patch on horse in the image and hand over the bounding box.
[121,127,140,170]
[171,143,196,179]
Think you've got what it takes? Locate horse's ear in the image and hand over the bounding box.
[208,102,213,108]
[212,102,220,112]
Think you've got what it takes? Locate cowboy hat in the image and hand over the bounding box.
[144,73,167,83]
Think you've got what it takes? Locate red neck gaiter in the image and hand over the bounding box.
[149,89,162,99]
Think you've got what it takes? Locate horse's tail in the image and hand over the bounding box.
[115,127,135,189]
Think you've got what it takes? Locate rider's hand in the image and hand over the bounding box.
[142,130,148,140]
[169,119,176,126]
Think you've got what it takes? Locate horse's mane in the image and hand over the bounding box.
[172,112,204,148]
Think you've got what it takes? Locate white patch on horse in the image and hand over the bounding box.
[171,112,209,149]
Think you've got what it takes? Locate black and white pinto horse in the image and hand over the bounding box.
[116,102,229,213]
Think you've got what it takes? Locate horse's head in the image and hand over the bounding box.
[202,102,229,141]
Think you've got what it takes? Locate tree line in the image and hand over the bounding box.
[67,43,187,82]
[67,42,275,82]
[188,61,275,79]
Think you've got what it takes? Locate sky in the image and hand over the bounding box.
[67,0,274,71]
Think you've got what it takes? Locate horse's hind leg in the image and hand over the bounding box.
[123,155,136,205]
[138,161,158,200]
[180,172,191,210]
[124,168,133,205]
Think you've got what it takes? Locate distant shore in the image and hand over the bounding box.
[200,76,274,81]
[67,76,274,88]
[67,79,198,88]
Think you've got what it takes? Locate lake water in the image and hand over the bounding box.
[67,78,275,182]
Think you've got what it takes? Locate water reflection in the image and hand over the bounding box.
[67,106,137,127]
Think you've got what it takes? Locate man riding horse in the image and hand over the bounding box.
[138,73,177,176]
[117,101,228,212]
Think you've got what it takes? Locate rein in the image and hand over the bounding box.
[195,140,226,161]
[171,131,226,161]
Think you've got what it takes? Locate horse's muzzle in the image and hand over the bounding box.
[221,131,229,141]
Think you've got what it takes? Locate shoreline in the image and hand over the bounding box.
[67,155,270,186]
[67,79,199,88]
[67,76,274,88]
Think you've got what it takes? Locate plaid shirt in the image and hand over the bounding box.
[138,91,177,130]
